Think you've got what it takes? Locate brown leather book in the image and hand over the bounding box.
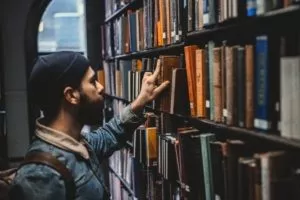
[248,161,257,200]
[177,128,204,199]
[226,46,237,126]
[160,56,180,113]
[195,49,206,117]
[184,45,198,116]
[138,8,145,50]
[226,140,252,200]
[214,47,222,122]
[245,45,254,128]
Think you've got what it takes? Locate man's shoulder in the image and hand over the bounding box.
[27,138,78,170]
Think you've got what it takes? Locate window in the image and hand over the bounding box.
[38,0,87,54]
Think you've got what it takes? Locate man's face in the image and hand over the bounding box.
[77,67,105,125]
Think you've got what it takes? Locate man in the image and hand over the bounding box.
[9,51,169,199]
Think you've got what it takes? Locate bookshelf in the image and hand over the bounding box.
[101,0,300,199]
[106,94,300,150]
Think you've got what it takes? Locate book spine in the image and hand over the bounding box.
[237,47,245,127]
[221,42,227,123]
[245,45,254,128]
[255,36,271,131]
[247,0,256,16]
[213,48,222,122]
[205,45,211,118]
[129,13,137,52]
[201,133,216,200]
[196,49,206,117]
[209,41,215,121]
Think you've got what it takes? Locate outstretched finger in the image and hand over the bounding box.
[151,59,161,81]
[152,81,170,98]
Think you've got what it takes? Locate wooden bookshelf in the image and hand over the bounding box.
[104,0,140,23]
[102,1,300,199]
[108,165,135,196]
[105,94,300,150]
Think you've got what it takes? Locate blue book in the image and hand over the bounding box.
[129,12,137,53]
[255,36,270,130]
[247,0,256,17]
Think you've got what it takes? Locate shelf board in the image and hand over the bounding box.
[0,110,6,114]
[189,118,300,150]
[187,5,300,41]
[108,166,135,196]
[113,42,185,60]
[105,94,300,150]
[104,0,139,23]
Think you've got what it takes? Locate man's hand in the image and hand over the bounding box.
[131,60,170,114]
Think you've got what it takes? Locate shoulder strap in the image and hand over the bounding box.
[20,151,75,200]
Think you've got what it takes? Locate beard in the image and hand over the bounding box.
[77,92,104,126]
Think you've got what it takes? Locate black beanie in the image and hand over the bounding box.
[28,51,90,109]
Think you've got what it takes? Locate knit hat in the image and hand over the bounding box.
[28,51,90,108]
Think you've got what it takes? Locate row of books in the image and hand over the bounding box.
[102,0,300,58]
[101,32,300,140]
[106,104,300,200]
[188,0,300,32]
[102,0,184,58]
[104,0,133,19]
[183,34,300,139]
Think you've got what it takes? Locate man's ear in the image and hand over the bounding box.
[63,86,80,105]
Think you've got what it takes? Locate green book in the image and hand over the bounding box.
[201,133,216,200]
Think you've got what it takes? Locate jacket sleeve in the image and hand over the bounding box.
[84,105,146,159]
[9,164,66,200]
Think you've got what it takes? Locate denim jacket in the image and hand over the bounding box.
[9,105,145,200]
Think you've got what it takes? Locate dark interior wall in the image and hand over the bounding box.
[1,0,35,159]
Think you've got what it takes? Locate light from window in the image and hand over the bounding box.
[38,0,87,53]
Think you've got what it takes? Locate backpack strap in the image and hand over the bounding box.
[20,151,75,200]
